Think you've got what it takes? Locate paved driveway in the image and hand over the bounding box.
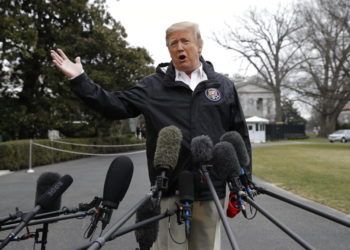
[0,151,349,250]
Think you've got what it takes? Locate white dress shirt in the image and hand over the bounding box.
[175,63,208,91]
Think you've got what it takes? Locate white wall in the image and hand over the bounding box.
[247,122,266,143]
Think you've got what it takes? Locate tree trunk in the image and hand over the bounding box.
[319,113,337,137]
[274,90,283,123]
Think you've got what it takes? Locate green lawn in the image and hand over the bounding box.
[253,141,350,214]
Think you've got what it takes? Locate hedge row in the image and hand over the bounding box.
[0,136,145,171]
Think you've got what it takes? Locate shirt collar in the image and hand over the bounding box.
[175,63,206,79]
[175,63,208,91]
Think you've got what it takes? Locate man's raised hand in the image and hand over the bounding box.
[50,49,83,79]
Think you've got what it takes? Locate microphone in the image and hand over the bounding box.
[190,135,213,165]
[153,126,182,200]
[102,155,134,229]
[0,175,73,249]
[178,170,194,239]
[132,126,181,250]
[35,174,73,212]
[34,172,62,249]
[215,135,317,249]
[220,131,250,167]
[212,141,241,192]
[190,136,241,249]
[212,141,245,218]
[87,156,134,238]
[0,172,62,226]
[35,172,62,214]
[103,156,134,209]
[220,131,255,197]
[135,198,160,250]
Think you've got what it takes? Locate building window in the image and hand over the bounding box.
[257,98,263,112]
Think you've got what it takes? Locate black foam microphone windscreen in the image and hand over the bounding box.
[35,172,62,213]
[191,135,214,163]
[212,141,241,181]
[102,156,134,209]
[154,125,182,171]
[0,175,73,249]
[135,198,160,250]
[220,131,250,167]
[36,175,73,210]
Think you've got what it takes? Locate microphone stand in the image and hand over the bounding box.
[35,222,48,250]
[0,206,41,249]
[75,206,179,250]
[0,211,93,249]
[81,170,170,250]
[200,165,240,250]
[76,193,153,250]
[0,208,23,226]
[256,186,350,228]
[110,206,178,241]
[1,207,82,228]
[240,192,315,250]
[0,211,93,231]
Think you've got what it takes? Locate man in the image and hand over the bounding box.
[51,21,251,250]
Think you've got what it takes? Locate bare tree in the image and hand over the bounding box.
[293,0,350,136]
[214,6,303,122]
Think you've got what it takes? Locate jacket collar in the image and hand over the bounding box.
[156,57,220,89]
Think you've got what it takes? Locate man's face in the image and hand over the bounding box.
[167,30,202,75]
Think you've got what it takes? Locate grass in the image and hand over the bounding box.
[252,141,350,214]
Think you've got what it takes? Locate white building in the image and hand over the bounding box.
[246,116,269,143]
[233,77,276,142]
[338,102,350,125]
[235,79,275,123]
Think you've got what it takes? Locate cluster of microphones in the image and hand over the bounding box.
[1,126,349,250]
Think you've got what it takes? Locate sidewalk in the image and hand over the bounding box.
[251,140,313,148]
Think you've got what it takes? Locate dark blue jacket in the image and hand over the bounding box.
[71,58,251,200]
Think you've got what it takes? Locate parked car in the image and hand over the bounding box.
[328,129,350,143]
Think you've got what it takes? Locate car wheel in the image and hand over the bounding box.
[341,137,347,143]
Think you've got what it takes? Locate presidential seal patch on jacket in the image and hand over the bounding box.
[205,88,221,102]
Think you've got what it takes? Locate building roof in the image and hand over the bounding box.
[246,116,269,123]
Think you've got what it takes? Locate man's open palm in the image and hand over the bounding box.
[50,49,83,79]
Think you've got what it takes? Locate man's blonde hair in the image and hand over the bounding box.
[165,21,203,48]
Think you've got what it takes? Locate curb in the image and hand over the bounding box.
[0,170,12,176]
[253,176,350,218]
